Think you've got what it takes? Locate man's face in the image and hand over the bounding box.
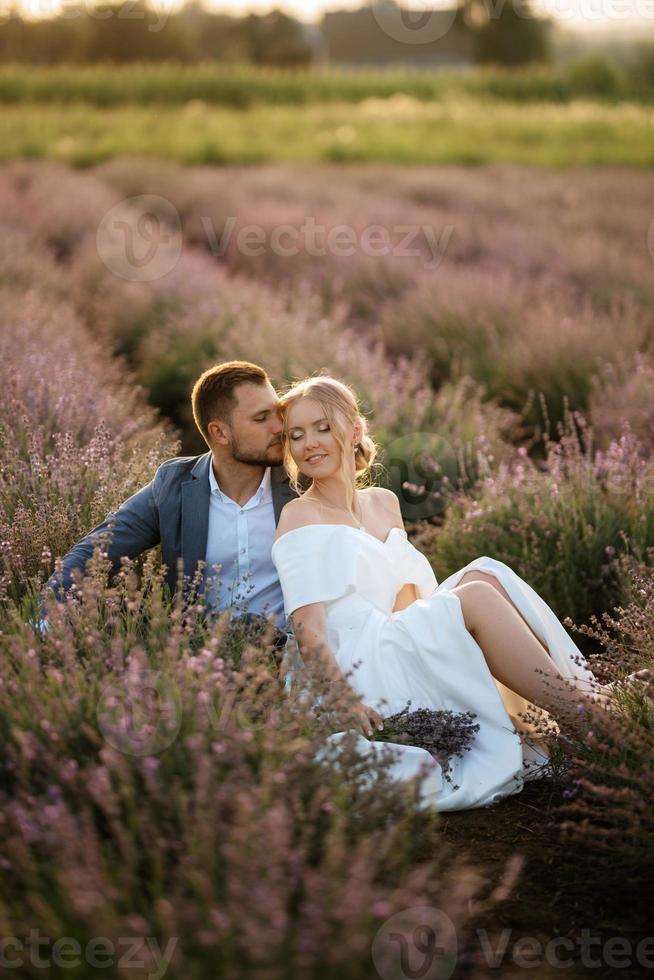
[220,382,284,467]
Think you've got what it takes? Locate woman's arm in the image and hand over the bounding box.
[291,601,384,737]
[291,600,346,686]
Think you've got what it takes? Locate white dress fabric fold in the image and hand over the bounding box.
[271,524,598,811]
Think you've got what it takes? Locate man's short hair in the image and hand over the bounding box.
[191,361,269,446]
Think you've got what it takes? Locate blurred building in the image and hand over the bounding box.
[321,4,476,67]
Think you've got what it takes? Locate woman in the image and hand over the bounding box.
[271,375,623,811]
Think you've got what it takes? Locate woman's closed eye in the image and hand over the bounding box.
[290,425,330,441]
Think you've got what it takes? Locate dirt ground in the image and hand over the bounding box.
[435,779,651,979]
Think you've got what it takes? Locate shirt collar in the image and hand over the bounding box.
[209,461,272,506]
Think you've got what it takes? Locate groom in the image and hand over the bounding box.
[45,360,299,643]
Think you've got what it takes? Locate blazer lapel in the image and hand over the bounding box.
[181,452,211,587]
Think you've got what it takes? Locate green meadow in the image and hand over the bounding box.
[0,62,653,166]
[2,97,654,167]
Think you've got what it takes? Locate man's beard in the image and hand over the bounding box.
[231,437,283,468]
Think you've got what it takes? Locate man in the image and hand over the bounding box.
[45,361,299,644]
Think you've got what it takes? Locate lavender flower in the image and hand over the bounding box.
[367,700,480,785]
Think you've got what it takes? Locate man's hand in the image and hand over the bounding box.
[350,702,385,738]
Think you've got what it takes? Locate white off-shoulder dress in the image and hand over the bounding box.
[271,523,600,812]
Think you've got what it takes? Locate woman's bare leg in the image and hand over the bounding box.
[456,570,551,658]
[451,581,611,734]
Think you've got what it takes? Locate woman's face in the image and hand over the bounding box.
[285,397,349,480]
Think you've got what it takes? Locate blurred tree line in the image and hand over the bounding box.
[0,0,553,67]
[0,2,313,64]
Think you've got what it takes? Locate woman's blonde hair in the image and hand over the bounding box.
[279,374,378,495]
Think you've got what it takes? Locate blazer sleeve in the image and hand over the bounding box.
[45,475,162,600]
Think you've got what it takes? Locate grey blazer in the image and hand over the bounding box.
[47,451,298,600]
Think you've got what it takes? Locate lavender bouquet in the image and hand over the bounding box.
[368,701,481,786]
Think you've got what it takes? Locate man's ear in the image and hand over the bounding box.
[208,420,229,445]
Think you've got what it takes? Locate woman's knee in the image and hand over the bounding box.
[452,580,502,633]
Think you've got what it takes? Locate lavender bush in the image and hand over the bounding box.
[3,161,652,451]
[552,549,654,910]
[2,158,654,972]
[0,557,499,979]
[415,407,654,627]
[0,288,176,602]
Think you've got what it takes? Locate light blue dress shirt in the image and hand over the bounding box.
[205,463,285,628]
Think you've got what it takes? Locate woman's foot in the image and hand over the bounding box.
[551,672,652,756]
[575,670,654,728]
[604,669,654,698]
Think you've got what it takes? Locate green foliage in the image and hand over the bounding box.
[0,60,652,108]
[0,6,313,69]
[0,97,653,167]
[566,54,628,98]
[473,0,552,67]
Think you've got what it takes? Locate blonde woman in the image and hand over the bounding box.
[271,374,619,812]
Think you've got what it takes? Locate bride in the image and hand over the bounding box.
[270,374,618,811]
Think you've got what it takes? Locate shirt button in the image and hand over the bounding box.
[240,548,246,555]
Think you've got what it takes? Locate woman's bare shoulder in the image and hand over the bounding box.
[274,496,322,541]
[363,486,403,521]
[363,486,398,504]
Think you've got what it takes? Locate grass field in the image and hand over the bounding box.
[3,97,654,166]
[1,60,652,167]
[1,61,651,107]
